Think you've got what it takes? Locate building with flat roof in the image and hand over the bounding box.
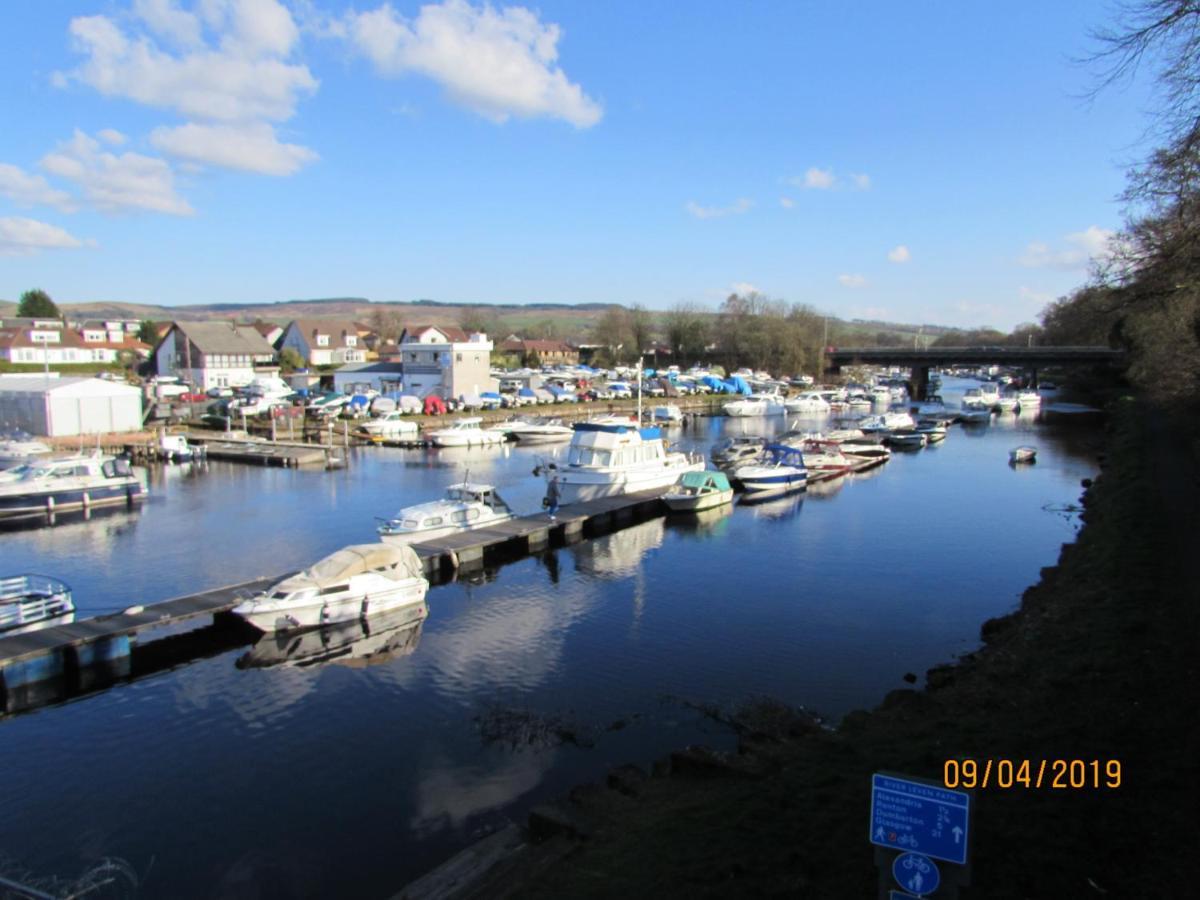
[0,374,143,436]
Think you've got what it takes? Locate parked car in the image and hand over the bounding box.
[207,386,234,398]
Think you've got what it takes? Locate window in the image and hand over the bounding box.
[456,353,463,362]
[317,334,329,347]
[346,335,357,346]
[423,517,444,527]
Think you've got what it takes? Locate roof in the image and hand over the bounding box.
[502,339,574,353]
[0,375,140,396]
[285,319,363,350]
[250,322,283,337]
[332,362,405,374]
[402,324,469,343]
[170,321,276,355]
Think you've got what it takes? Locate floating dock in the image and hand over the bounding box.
[187,434,340,468]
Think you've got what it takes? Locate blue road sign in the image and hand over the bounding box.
[870,773,970,865]
[892,852,940,895]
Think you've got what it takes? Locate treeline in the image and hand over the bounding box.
[1036,1,1200,409]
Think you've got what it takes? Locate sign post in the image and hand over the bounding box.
[869,772,972,898]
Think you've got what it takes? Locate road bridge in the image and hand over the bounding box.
[825,346,1125,399]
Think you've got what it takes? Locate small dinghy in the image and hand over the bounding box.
[1009,446,1038,464]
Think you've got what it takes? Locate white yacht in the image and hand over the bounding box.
[358,411,420,442]
[0,453,144,520]
[859,411,915,433]
[1,574,74,636]
[0,432,52,469]
[499,417,575,444]
[785,392,832,414]
[798,438,853,476]
[723,393,787,417]
[378,482,516,545]
[232,543,429,633]
[429,417,508,447]
[544,421,704,505]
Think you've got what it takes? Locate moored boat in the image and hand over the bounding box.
[663,470,734,512]
[358,411,420,442]
[733,444,808,496]
[429,417,508,447]
[784,391,832,414]
[0,453,144,520]
[1009,445,1038,464]
[0,431,52,469]
[378,482,516,544]
[232,543,429,633]
[710,436,766,470]
[495,417,574,444]
[0,574,75,636]
[723,393,787,417]
[799,438,853,475]
[886,430,927,450]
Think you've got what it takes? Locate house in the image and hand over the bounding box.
[249,321,285,348]
[154,321,278,390]
[394,325,495,400]
[278,319,368,367]
[497,338,579,367]
[0,321,149,365]
[332,361,405,395]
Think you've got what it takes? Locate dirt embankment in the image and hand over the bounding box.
[410,400,1199,898]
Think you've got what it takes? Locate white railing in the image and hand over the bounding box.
[0,574,72,630]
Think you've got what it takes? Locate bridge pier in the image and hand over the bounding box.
[909,366,931,401]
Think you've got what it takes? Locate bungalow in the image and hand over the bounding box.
[498,338,579,367]
[279,319,368,367]
[154,321,278,390]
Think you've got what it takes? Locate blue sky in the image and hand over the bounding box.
[0,1,1160,329]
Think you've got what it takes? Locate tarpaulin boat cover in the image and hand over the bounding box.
[277,544,425,592]
[679,471,731,491]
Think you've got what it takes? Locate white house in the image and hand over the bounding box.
[394,325,496,400]
[154,321,277,390]
[0,321,148,365]
[279,319,367,367]
[0,374,143,436]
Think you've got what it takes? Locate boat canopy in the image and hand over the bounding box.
[278,544,425,592]
[679,471,731,491]
[762,444,807,467]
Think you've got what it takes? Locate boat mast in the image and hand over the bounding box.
[637,354,643,424]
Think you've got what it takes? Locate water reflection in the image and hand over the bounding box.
[739,492,805,519]
[806,474,846,499]
[409,749,556,834]
[237,605,427,670]
[668,504,734,539]
[573,518,665,579]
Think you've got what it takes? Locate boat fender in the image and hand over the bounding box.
[123,605,145,615]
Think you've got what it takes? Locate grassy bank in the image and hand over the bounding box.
[449,400,1197,897]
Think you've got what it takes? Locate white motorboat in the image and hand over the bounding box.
[1,574,75,636]
[733,444,808,496]
[799,438,853,476]
[914,420,948,443]
[543,421,704,505]
[232,543,429,633]
[916,395,948,417]
[785,392,832,414]
[839,435,891,463]
[663,471,734,512]
[358,411,420,442]
[0,432,52,469]
[723,393,787,417]
[498,417,575,444]
[959,404,992,424]
[654,405,684,424]
[1017,390,1042,407]
[0,453,144,520]
[710,436,766,470]
[159,433,206,463]
[886,430,928,450]
[1010,445,1038,464]
[429,417,508,447]
[978,382,1001,406]
[996,392,1021,413]
[378,482,516,544]
[860,411,915,433]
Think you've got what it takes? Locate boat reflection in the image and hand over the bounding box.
[738,491,805,520]
[572,517,665,578]
[236,603,427,670]
[667,503,733,538]
[806,474,846,499]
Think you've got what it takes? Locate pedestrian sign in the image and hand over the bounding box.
[892,852,939,895]
[870,773,970,865]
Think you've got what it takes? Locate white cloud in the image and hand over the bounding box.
[344,0,601,128]
[1019,225,1115,270]
[0,163,77,212]
[802,167,835,190]
[838,273,867,288]
[850,172,871,190]
[685,197,753,219]
[0,217,88,256]
[779,196,794,209]
[60,3,317,123]
[887,244,910,263]
[40,130,193,216]
[97,128,128,146]
[133,0,204,48]
[151,122,317,175]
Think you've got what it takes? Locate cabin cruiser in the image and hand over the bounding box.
[914,420,948,443]
[232,543,429,633]
[0,453,144,520]
[654,405,684,424]
[916,395,948,417]
[785,392,832,414]
[886,430,928,450]
[723,393,787,417]
[1,574,74,635]
[710,436,766,470]
[859,411,915,433]
[0,431,52,469]
[159,433,206,463]
[496,417,575,444]
[663,471,734,512]
[358,411,420,442]
[959,405,992,424]
[378,482,516,544]
[542,421,704,505]
[733,444,808,497]
[429,417,508,447]
[798,438,853,476]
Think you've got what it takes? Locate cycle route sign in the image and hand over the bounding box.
[869,773,970,865]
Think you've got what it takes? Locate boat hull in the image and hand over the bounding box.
[556,459,705,505]
[234,581,429,633]
[663,489,734,512]
[511,431,574,444]
[0,481,144,520]
[380,513,516,545]
[431,433,507,447]
[736,468,807,496]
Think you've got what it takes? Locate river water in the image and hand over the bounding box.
[0,379,1101,897]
